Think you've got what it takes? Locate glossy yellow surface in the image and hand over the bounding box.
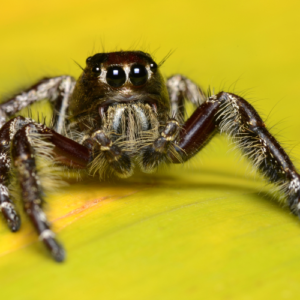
[1,1,300,299]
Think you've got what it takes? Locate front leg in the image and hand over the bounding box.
[12,123,66,262]
[172,92,300,216]
[7,119,90,261]
[0,117,31,231]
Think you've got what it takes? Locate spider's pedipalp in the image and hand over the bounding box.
[140,118,181,172]
[89,130,133,178]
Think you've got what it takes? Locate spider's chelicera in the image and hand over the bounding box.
[1,51,300,262]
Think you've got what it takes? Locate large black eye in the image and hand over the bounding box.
[106,66,126,87]
[129,64,148,86]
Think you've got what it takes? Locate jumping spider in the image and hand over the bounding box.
[1,51,300,262]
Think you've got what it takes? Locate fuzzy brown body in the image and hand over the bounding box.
[67,51,177,177]
[1,50,300,262]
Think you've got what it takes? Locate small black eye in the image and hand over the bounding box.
[106,66,126,87]
[86,56,92,64]
[92,66,101,75]
[150,62,157,72]
[129,64,148,86]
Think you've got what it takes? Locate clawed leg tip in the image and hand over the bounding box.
[8,216,21,232]
[52,248,66,263]
[43,236,66,262]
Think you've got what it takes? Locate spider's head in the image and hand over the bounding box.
[86,51,158,89]
[70,51,170,123]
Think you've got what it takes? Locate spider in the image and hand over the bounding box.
[0,51,299,262]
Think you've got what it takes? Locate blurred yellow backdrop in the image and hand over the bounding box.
[1,1,300,299]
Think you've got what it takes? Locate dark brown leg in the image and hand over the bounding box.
[173,101,220,161]
[172,92,300,215]
[0,76,75,133]
[10,120,91,262]
[139,76,212,171]
[12,123,66,261]
[48,129,91,168]
[0,118,90,261]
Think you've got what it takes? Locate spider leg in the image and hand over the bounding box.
[172,92,300,216]
[11,123,65,261]
[2,118,90,261]
[0,116,32,231]
[0,76,75,133]
[166,75,207,120]
[138,76,206,172]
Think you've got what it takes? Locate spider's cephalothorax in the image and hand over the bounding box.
[1,50,300,262]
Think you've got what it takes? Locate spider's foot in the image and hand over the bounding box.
[1,202,21,232]
[40,230,66,262]
[7,214,21,232]
[49,240,65,263]
[105,148,133,178]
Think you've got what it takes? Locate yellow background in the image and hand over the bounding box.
[1,1,300,299]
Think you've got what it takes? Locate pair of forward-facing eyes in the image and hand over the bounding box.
[88,62,158,87]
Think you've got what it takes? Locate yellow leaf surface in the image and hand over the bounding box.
[1,1,300,299]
